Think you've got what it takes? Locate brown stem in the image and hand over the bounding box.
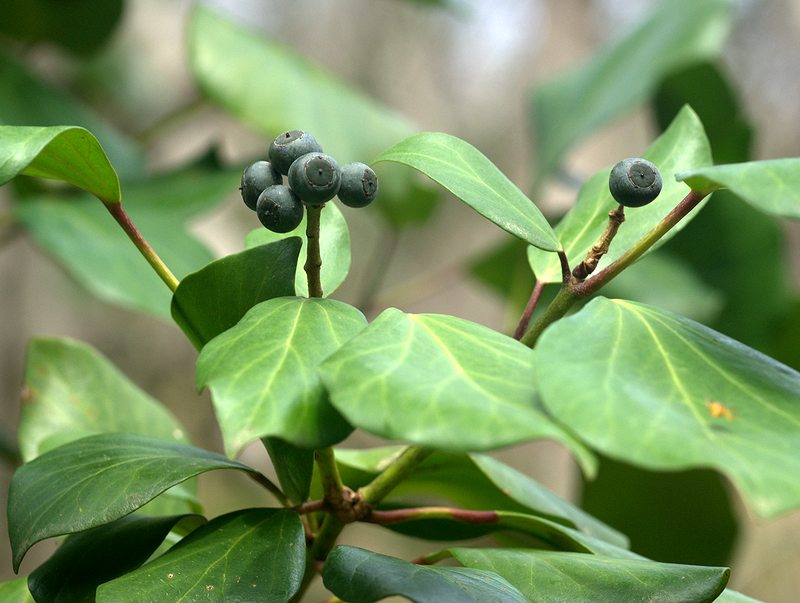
[304,204,324,298]
[513,280,545,340]
[571,204,625,281]
[366,506,499,526]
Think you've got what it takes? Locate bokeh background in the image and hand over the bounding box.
[1,0,799,600]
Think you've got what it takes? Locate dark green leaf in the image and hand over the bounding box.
[529,105,712,283]
[244,201,350,297]
[322,546,527,603]
[0,125,119,204]
[580,455,737,566]
[0,53,143,179]
[0,578,34,603]
[0,0,123,56]
[677,159,800,219]
[8,433,258,571]
[320,309,595,473]
[262,438,314,505]
[531,0,732,182]
[534,297,800,518]
[171,239,300,349]
[375,132,560,251]
[15,163,238,317]
[654,62,752,165]
[18,337,188,462]
[450,548,729,603]
[197,297,366,453]
[96,509,304,603]
[28,514,204,603]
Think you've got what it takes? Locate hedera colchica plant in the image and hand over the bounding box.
[2,107,799,602]
[1,3,799,602]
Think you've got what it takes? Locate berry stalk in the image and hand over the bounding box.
[304,204,324,298]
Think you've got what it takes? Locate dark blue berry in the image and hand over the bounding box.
[608,158,662,208]
[337,162,378,208]
[256,185,304,233]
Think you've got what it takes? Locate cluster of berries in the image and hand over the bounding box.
[240,130,379,233]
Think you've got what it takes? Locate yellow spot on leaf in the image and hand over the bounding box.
[705,400,734,421]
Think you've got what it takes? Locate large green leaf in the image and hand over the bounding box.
[534,297,800,518]
[0,125,119,204]
[197,297,366,454]
[188,6,432,228]
[0,578,34,603]
[0,53,143,179]
[8,433,258,570]
[528,105,712,283]
[322,546,527,603]
[319,309,594,473]
[171,238,301,349]
[677,159,800,219]
[15,163,238,317]
[97,509,305,603]
[0,0,123,56]
[28,514,204,603]
[331,448,623,546]
[375,132,560,251]
[18,337,187,462]
[531,0,732,182]
[449,548,729,603]
[244,201,351,297]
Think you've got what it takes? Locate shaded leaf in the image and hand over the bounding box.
[8,433,258,570]
[677,159,800,219]
[262,437,314,505]
[197,297,366,454]
[529,105,712,283]
[450,548,729,603]
[0,125,119,204]
[244,201,350,297]
[322,546,527,603]
[0,53,143,179]
[97,509,304,603]
[28,514,204,603]
[375,132,560,251]
[531,0,732,182]
[320,308,594,473]
[18,337,187,462]
[171,238,300,349]
[534,297,800,518]
[15,163,238,317]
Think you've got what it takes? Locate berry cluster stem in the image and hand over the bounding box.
[305,204,324,298]
[107,202,179,292]
[571,204,625,281]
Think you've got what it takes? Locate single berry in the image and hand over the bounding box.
[608,157,662,208]
[288,152,341,206]
[256,185,304,233]
[337,162,379,208]
[240,161,282,211]
[268,130,323,175]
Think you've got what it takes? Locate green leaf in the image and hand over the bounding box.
[449,548,729,603]
[244,201,351,297]
[28,514,204,603]
[197,297,366,454]
[171,239,301,349]
[529,105,713,283]
[319,309,594,473]
[375,132,560,251]
[262,438,314,505]
[8,433,259,571]
[15,163,239,318]
[188,5,433,228]
[677,159,800,219]
[331,448,622,546]
[18,337,188,462]
[322,546,527,603]
[0,125,119,204]
[534,297,800,518]
[0,578,34,603]
[0,0,123,56]
[531,0,733,182]
[97,509,305,603]
[0,53,144,179]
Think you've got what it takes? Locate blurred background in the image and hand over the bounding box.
[1,0,799,600]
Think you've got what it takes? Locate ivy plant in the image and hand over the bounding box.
[1,2,797,602]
